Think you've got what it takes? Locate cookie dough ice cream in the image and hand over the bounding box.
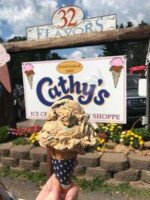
[38,99,97,199]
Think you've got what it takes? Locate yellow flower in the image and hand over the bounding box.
[97,147,101,151]
[139,140,144,146]
[134,135,138,138]
[130,137,134,140]
[138,136,142,140]
[130,141,133,145]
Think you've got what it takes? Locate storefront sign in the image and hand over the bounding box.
[22,56,126,123]
[27,6,116,40]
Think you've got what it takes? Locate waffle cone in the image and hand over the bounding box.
[112,71,121,88]
[51,149,77,160]
[26,74,33,89]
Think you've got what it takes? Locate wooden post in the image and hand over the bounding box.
[46,148,53,179]
[147,63,150,131]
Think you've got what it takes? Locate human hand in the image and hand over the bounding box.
[36,174,79,200]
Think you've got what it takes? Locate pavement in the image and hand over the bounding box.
[0,176,149,200]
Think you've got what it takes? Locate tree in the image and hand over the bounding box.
[7,36,62,85]
[0,37,4,43]
[8,36,26,42]
[102,20,149,72]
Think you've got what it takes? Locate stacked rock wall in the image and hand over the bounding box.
[1,143,150,189]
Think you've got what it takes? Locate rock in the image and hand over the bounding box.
[78,152,101,167]
[30,147,47,162]
[144,141,150,149]
[1,157,18,167]
[0,142,12,158]
[128,152,150,170]
[19,159,39,170]
[105,141,117,149]
[141,170,150,184]
[114,168,140,181]
[105,178,129,186]
[73,166,86,176]
[100,152,129,171]
[86,166,112,180]
[130,180,150,190]
[10,145,32,160]
[39,162,47,174]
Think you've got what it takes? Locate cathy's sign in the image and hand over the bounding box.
[22,56,126,123]
[27,6,116,40]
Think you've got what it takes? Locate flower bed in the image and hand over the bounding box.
[0,125,41,146]
[0,123,150,154]
[96,123,150,153]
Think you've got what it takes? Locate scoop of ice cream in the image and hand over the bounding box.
[110,65,123,73]
[0,44,10,67]
[23,63,34,72]
[110,57,124,67]
[38,99,97,154]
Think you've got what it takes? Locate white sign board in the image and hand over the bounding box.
[27,6,116,40]
[22,56,126,124]
[138,79,147,97]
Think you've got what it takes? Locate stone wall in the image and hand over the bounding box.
[1,142,150,189]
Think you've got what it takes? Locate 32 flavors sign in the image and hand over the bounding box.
[27,6,116,40]
[22,56,126,123]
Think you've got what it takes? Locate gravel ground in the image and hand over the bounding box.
[0,177,148,200]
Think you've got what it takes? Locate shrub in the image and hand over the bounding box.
[0,126,9,143]
[120,130,144,149]
[131,128,150,141]
[96,123,123,143]
[12,137,30,145]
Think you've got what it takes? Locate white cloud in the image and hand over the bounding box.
[66,51,83,59]
[75,0,150,25]
[0,0,58,37]
[129,13,145,26]
[62,46,102,59]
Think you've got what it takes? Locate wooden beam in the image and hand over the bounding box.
[3,25,150,52]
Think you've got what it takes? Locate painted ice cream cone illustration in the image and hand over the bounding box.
[110,57,124,88]
[23,63,35,89]
[0,44,11,93]
[38,99,97,200]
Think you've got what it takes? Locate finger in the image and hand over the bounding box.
[51,176,61,200]
[35,174,55,200]
[65,182,79,200]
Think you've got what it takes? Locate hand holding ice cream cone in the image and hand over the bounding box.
[38,99,97,200]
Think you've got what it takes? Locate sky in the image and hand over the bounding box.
[0,0,150,59]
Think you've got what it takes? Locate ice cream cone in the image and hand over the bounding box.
[23,63,35,89]
[0,64,11,93]
[26,74,34,89]
[111,71,121,88]
[51,149,77,160]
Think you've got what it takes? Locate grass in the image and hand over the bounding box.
[1,168,150,199]
[74,177,150,199]
[0,167,46,186]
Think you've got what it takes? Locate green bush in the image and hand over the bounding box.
[132,128,150,141]
[12,137,30,145]
[0,126,9,143]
